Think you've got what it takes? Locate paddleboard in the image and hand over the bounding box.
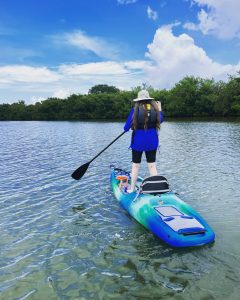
[110,166,215,247]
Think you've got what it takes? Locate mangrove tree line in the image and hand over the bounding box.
[0,74,240,121]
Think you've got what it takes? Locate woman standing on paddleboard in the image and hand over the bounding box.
[124,90,163,193]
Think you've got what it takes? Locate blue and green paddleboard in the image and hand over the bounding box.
[110,166,215,247]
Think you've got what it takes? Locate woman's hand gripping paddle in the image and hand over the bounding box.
[71,131,126,180]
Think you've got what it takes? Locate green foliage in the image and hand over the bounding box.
[0,74,240,120]
[88,84,120,94]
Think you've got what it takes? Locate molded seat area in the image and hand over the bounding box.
[154,206,206,235]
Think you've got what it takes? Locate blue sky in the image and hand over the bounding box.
[0,0,240,103]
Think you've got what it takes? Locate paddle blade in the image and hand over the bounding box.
[71,162,90,180]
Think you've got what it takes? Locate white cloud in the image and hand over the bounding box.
[185,0,240,39]
[0,65,60,84]
[124,60,152,70]
[117,0,137,4]
[30,96,45,103]
[147,6,158,21]
[58,61,151,85]
[0,61,145,103]
[52,30,119,59]
[52,89,71,99]
[183,22,198,31]
[59,61,128,76]
[144,25,240,88]
[1,26,240,103]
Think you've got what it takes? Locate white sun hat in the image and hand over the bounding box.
[133,90,154,102]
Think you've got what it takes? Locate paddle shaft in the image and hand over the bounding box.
[71,131,126,180]
[89,131,125,163]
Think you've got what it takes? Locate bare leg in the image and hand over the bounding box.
[147,162,158,176]
[128,163,140,192]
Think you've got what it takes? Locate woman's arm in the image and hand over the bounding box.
[156,101,164,123]
[123,108,134,132]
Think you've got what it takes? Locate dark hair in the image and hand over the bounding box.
[132,100,160,130]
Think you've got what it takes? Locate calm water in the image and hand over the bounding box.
[0,120,240,300]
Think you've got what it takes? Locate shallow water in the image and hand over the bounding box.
[0,120,240,300]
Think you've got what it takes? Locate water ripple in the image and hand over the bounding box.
[0,120,240,299]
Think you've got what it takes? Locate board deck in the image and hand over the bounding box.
[110,167,215,247]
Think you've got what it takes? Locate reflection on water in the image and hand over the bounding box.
[0,120,240,299]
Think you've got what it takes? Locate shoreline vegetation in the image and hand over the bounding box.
[0,74,240,121]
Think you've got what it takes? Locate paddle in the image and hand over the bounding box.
[71,131,126,180]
